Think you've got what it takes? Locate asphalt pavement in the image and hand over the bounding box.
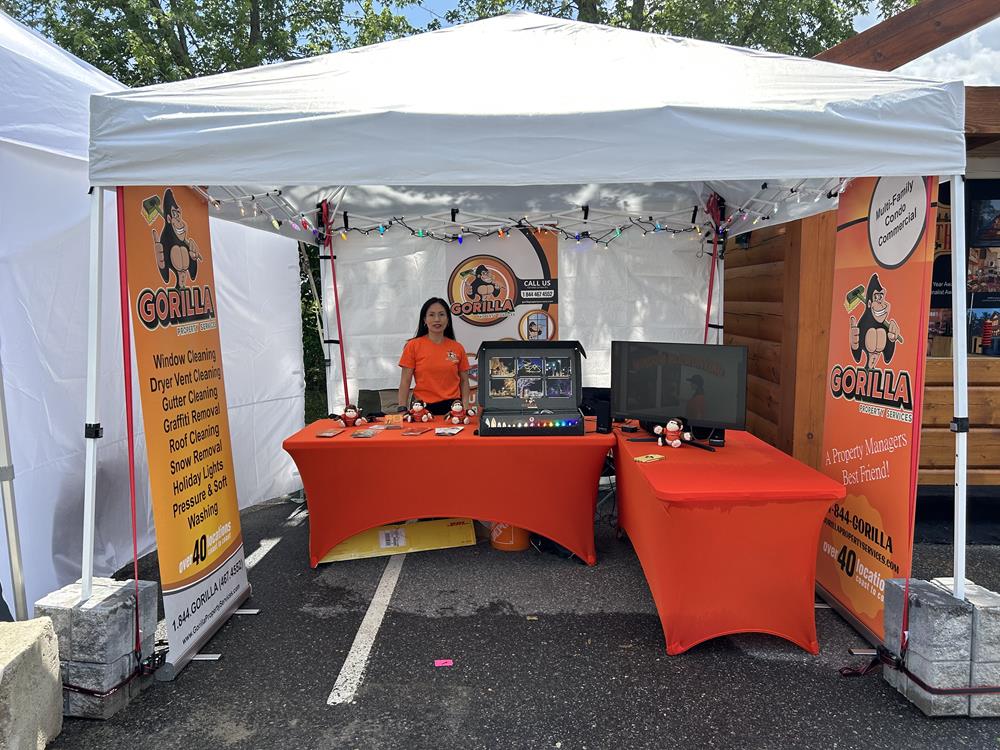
[52,496,1000,750]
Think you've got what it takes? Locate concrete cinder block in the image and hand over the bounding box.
[63,672,148,720]
[0,617,63,748]
[903,650,971,690]
[902,673,970,717]
[61,650,137,694]
[884,578,973,661]
[968,587,1000,664]
[882,648,972,717]
[883,662,905,693]
[34,578,158,663]
[931,578,1000,662]
[882,657,968,715]
[970,662,1000,718]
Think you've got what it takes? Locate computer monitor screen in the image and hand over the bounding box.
[610,341,747,430]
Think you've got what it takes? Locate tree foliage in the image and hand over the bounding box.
[606,0,918,56]
[1,0,921,87]
[0,0,422,86]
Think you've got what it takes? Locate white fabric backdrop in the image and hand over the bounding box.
[0,142,304,615]
[323,230,718,406]
[0,12,303,615]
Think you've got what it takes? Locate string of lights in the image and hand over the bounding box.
[200,178,849,248]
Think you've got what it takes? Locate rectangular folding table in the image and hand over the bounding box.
[284,418,616,566]
[615,430,846,654]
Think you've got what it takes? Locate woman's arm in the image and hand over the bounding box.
[398,367,414,409]
[459,370,472,409]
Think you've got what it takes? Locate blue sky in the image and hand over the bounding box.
[856,7,1000,84]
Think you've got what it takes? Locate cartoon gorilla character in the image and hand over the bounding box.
[850,273,903,368]
[470,265,501,301]
[152,189,203,289]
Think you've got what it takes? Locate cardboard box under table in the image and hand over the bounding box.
[615,429,845,655]
[283,418,616,566]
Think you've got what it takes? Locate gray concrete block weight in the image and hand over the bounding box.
[970,662,1000,718]
[0,617,63,749]
[34,578,159,664]
[931,578,1000,662]
[902,674,970,717]
[62,650,137,694]
[881,652,970,716]
[884,578,973,661]
[34,578,159,720]
[63,672,149,721]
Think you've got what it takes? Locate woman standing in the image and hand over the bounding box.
[398,298,475,416]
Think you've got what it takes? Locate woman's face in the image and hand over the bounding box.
[424,303,449,334]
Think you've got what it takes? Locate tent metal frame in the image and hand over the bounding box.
[78,174,972,609]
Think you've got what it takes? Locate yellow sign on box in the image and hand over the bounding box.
[319,518,476,564]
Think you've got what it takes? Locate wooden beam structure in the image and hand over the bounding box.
[816,0,1000,71]
[966,86,1000,145]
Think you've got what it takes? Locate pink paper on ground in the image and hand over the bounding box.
[434,659,453,667]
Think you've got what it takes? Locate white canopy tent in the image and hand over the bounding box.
[0,10,304,618]
[85,13,972,597]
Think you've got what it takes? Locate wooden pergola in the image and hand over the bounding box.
[726,0,1000,485]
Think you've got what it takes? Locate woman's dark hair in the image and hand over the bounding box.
[413,297,456,340]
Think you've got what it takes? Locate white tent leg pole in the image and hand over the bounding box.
[82,187,105,602]
[0,349,28,620]
[949,175,969,602]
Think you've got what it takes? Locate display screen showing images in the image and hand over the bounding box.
[489,378,516,398]
[489,357,515,377]
[516,377,543,400]
[516,357,543,377]
[546,379,572,398]
[544,357,571,378]
[481,347,579,407]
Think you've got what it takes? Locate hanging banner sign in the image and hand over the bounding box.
[446,228,558,401]
[121,186,249,676]
[815,176,938,643]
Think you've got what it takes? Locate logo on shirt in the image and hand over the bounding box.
[448,255,516,327]
[446,350,459,363]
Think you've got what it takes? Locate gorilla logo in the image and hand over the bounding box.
[152,189,203,290]
[849,273,903,368]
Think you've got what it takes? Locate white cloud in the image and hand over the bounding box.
[895,17,1000,85]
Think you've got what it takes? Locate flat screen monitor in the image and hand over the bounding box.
[610,341,747,430]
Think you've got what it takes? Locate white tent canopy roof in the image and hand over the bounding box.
[89,11,967,193]
[1,10,121,158]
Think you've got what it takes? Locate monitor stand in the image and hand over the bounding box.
[708,428,726,448]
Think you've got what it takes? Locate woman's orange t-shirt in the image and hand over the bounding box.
[399,336,470,404]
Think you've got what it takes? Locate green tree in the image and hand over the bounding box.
[606,0,918,56]
[0,0,422,86]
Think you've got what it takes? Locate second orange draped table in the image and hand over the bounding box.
[614,429,846,654]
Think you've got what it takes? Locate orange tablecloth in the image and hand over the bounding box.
[615,430,845,655]
[284,418,616,567]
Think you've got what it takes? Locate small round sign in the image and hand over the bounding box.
[867,177,928,269]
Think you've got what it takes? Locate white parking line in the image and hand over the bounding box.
[327,554,406,705]
[245,538,281,569]
[284,504,309,527]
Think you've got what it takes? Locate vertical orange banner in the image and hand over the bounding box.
[816,177,938,642]
[121,186,249,675]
